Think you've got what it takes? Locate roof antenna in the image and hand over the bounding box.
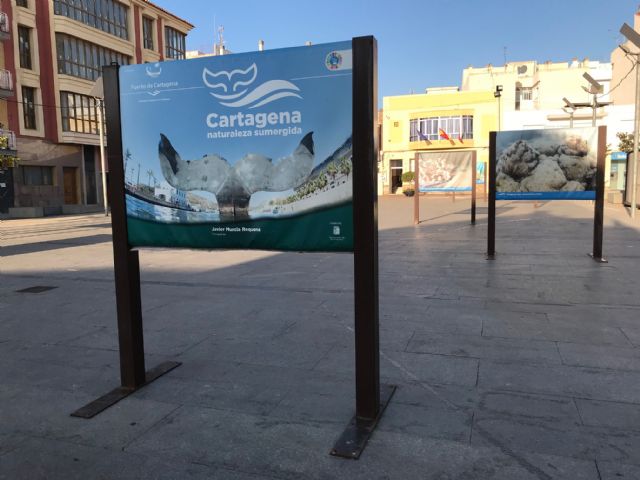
[503,46,508,64]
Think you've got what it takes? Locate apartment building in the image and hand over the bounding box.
[1,0,192,217]
[0,1,17,214]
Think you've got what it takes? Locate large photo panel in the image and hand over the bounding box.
[418,151,473,192]
[495,127,598,200]
[119,41,353,251]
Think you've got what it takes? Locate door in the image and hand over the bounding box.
[390,159,403,193]
[63,167,78,204]
[0,168,14,213]
[84,145,97,204]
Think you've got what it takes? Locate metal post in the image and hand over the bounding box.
[471,151,477,225]
[592,93,597,127]
[590,126,608,262]
[97,99,109,216]
[632,60,640,218]
[487,132,497,259]
[71,64,180,419]
[331,36,395,460]
[484,162,488,202]
[414,152,419,225]
[101,65,146,389]
[352,35,379,420]
[569,112,574,128]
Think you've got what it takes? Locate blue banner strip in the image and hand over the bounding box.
[496,191,596,200]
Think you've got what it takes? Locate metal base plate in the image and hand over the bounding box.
[330,384,396,459]
[588,253,608,263]
[70,361,181,419]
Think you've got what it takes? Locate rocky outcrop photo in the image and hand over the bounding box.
[496,131,596,194]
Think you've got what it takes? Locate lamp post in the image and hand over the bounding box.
[620,22,640,218]
[494,85,503,131]
[581,72,603,128]
[90,77,108,216]
[562,97,576,128]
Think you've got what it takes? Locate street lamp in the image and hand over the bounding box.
[89,76,108,216]
[620,22,640,218]
[562,97,576,128]
[494,85,503,131]
[581,72,603,127]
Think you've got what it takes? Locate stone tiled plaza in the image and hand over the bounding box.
[2,196,640,479]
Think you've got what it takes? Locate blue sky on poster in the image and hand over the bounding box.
[154,0,638,99]
[119,41,351,188]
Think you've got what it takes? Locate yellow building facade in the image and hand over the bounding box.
[380,88,497,194]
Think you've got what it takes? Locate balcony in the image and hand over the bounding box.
[0,129,18,170]
[0,12,9,41]
[0,129,17,152]
[0,69,13,98]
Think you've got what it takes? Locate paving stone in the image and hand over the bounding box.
[314,345,480,387]
[407,332,562,365]
[0,437,219,480]
[0,383,179,450]
[64,326,213,356]
[597,460,640,479]
[178,336,335,370]
[575,398,640,430]
[376,401,473,443]
[136,375,292,417]
[479,361,640,403]
[472,414,640,464]
[482,314,632,346]
[479,391,582,424]
[558,342,640,371]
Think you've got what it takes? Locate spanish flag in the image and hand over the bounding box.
[439,128,451,141]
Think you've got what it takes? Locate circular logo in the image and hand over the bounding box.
[325,51,342,70]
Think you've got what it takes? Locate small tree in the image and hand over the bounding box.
[617,132,635,153]
[401,171,415,184]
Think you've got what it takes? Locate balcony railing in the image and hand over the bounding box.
[0,129,17,151]
[0,12,9,39]
[0,69,13,96]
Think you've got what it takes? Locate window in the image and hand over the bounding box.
[18,26,32,70]
[22,86,36,130]
[143,16,154,50]
[409,115,474,142]
[60,91,99,134]
[521,87,533,101]
[56,33,130,81]
[16,0,28,7]
[22,166,53,186]
[53,0,128,40]
[461,115,473,139]
[165,26,186,59]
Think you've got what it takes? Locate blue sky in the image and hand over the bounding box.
[155,0,638,99]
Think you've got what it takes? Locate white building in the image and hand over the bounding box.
[462,59,632,189]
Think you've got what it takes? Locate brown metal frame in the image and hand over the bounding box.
[590,126,607,262]
[487,127,607,262]
[413,150,478,226]
[331,35,395,460]
[72,44,392,459]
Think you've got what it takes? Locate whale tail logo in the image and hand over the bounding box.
[146,63,162,78]
[202,63,302,109]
